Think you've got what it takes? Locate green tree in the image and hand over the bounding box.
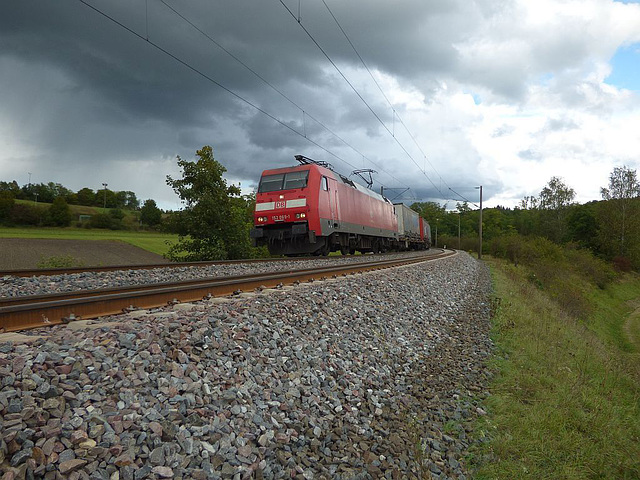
[140,199,162,226]
[94,187,117,209]
[566,202,600,252]
[538,176,576,243]
[0,191,15,223]
[600,166,640,257]
[122,191,140,210]
[409,201,446,223]
[0,181,20,196]
[165,145,251,260]
[76,187,96,206]
[48,197,73,227]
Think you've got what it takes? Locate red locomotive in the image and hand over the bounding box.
[250,155,431,256]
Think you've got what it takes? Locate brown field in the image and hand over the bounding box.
[0,238,169,270]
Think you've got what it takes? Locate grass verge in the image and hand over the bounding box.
[473,257,640,479]
[0,227,179,257]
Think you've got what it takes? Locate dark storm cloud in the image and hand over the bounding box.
[5,0,634,209]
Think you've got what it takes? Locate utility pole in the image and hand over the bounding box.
[457,212,461,250]
[102,183,108,210]
[434,218,439,248]
[476,186,483,259]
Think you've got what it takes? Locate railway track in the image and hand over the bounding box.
[0,250,454,333]
[0,251,409,278]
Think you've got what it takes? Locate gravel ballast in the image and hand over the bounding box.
[1,252,432,299]
[0,252,492,479]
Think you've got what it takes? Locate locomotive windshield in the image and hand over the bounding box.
[258,170,309,192]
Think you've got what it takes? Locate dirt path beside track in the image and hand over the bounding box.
[624,306,640,353]
[0,238,168,270]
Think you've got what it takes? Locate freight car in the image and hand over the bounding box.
[394,203,432,250]
[250,156,397,256]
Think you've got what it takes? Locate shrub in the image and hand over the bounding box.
[37,255,84,268]
[612,256,632,272]
[0,191,15,222]
[109,208,125,220]
[489,234,617,319]
[48,197,73,227]
[89,213,114,229]
[9,203,41,225]
[566,249,617,288]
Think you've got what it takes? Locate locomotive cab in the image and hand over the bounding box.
[250,164,326,255]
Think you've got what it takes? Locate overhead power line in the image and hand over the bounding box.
[320,0,452,195]
[157,0,414,195]
[79,0,415,199]
[77,0,374,177]
[278,0,444,195]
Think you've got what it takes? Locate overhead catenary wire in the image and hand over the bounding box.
[77,0,373,179]
[278,0,444,195]
[157,0,414,195]
[78,0,425,204]
[321,0,452,195]
[448,187,479,208]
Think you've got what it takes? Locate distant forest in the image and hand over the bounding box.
[0,180,163,230]
[0,180,144,210]
[3,163,640,269]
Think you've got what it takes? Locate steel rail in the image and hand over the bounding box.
[0,250,418,278]
[0,250,454,332]
[0,255,329,278]
[0,257,423,308]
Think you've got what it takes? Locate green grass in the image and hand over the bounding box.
[473,258,640,479]
[0,227,179,257]
[15,199,137,216]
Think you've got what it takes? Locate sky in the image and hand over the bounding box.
[1,0,640,211]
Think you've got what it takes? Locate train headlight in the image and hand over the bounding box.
[296,213,306,219]
[257,216,267,223]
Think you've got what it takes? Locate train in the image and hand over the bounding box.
[250,155,432,256]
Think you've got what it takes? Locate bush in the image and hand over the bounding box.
[566,249,617,288]
[89,213,115,229]
[612,256,632,272]
[37,255,84,268]
[109,208,125,220]
[48,197,73,227]
[0,192,15,223]
[9,203,41,226]
[488,234,618,319]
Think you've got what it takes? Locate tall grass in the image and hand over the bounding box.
[473,253,640,479]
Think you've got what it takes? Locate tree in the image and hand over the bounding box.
[0,181,20,196]
[122,191,140,210]
[600,166,640,256]
[0,191,15,223]
[76,188,96,206]
[409,201,446,223]
[539,176,575,211]
[538,176,576,243]
[48,197,73,226]
[94,188,118,209]
[165,145,251,260]
[140,199,162,226]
